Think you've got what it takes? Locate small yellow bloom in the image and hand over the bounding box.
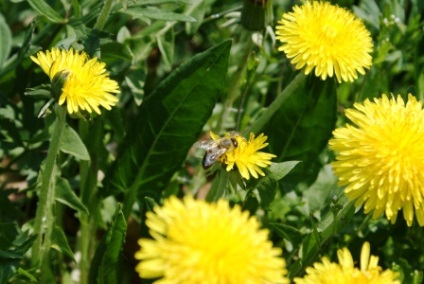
[275,1,373,83]
[329,94,424,226]
[135,196,289,283]
[31,48,119,115]
[294,242,400,284]
[210,132,276,180]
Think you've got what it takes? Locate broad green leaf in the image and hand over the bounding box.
[89,207,127,284]
[124,7,196,22]
[27,0,64,23]
[51,225,74,261]
[0,13,12,71]
[263,76,337,188]
[106,40,232,199]
[55,177,89,215]
[60,125,90,161]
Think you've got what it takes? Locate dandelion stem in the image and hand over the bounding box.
[78,119,103,284]
[244,72,306,135]
[31,105,67,279]
[94,0,115,30]
[216,31,254,133]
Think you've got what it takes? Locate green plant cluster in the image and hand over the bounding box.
[0,0,424,283]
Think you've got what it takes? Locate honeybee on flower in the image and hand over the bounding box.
[195,131,241,168]
[195,131,275,180]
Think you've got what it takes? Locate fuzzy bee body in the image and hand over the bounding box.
[195,133,239,168]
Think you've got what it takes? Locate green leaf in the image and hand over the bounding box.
[0,230,36,283]
[27,0,64,23]
[264,76,337,187]
[89,207,127,284]
[256,161,300,208]
[106,40,232,198]
[55,177,89,215]
[289,231,321,278]
[0,13,12,71]
[156,29,175,70]
[184,0,206,34]
[268,222,303,249]
[206,169,230,202]
[60,125,90,161]
[51,225,75,261]
[124,7,197,22]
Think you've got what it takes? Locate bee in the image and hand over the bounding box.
[195,132,240,169]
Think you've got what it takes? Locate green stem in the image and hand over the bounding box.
[31,105,67,277]
[78,119,102,284]
[216,32,254,133]
[94,0,115,30]
[243,72,306,135]
[123,184,138,219]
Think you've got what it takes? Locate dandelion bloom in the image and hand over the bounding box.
[210,132,276,180]
[294,242,399,284]
[135,196,289,283]
[329,94,424,226]
[275,1,373,83]
[31,48,119,115]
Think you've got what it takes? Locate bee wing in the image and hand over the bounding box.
[194,139,216,150]
[202,147,227,168]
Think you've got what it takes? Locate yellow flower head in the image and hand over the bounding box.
[294,242,400,284]
[275,1,373,83]
[209,132,276,180]
[135,196,289,283]
[31,48,119,115]
[329,94,424,226]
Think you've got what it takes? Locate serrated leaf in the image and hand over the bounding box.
[106,40,232,202]
[51,225,75,261]
[27,0,64,23]
[60,125,90,161]
[89,207,127,284]
[55,177,89,214]
[124,7,196,22]
[0,13,12,71]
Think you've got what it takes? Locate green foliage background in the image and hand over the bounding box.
[1,0,424,283]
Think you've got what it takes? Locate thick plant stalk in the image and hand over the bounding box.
[31,105,67,280]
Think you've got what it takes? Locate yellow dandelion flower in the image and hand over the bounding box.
[31,48,119,115]
[294,242,400,284]
[135,196,289,283]
[275,1,373,83]
[224,133,276,180]
[329,94,424,226]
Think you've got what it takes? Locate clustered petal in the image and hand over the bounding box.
[275,1,373,83]
[213,132,276,180]
[31,48,119,115]
[294,242,399,284]
[329,94,424,226]
[135,196,289,283]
